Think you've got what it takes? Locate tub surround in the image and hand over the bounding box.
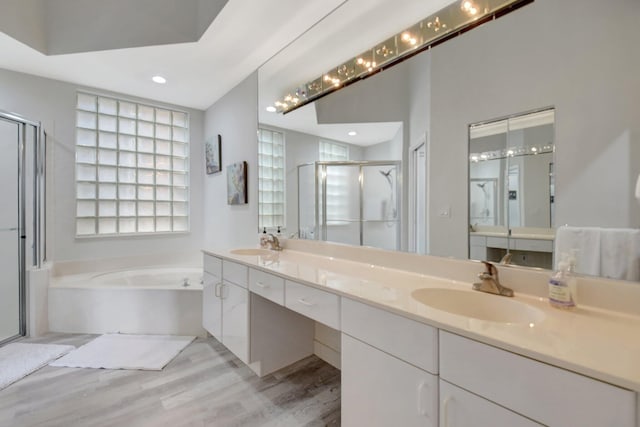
[49,253,205,337]
[203,240,640,393]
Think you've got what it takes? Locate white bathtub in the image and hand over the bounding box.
[49,266,206,337]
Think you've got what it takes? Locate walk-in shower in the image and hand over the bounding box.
[297,161,400,251]
[0,110,46,345]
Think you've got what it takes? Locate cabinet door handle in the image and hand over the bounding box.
[417,380,430,418]
[220,283,226,299]
[442,396,453,427]
[297,298,315,307]
[214,283,221,297]
[255,281,269,289]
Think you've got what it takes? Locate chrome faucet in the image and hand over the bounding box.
[473,261,514,297]
[265,233,283,251]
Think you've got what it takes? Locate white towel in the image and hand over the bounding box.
[600,228,640,281]
[555,226,601,276]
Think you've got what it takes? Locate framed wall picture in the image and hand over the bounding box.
[227,161,248,205]
[205,134,222,174]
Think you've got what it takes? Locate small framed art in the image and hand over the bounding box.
[205,134,222,174]
[227,161,248,205]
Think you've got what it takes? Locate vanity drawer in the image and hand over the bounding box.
[249,268,284,305]
[203,254,222,277]
[486,237,514,249]
[341,298,438,374]
[513,238,553,253]
[440,331,636,427]
[222,260,248,288]
[285,280,340,330]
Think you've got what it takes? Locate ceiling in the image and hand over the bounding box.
[0,0,348,110]
[0,0,456,116]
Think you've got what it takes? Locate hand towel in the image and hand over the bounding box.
[600,228,640,281]
[554,226,601,276]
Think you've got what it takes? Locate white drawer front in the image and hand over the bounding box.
[222,260,248,288]
[203,254,222,277]
[249,268,284,306]
[342,298,438,374]
[285,280,340,330]
[514,238,553,253]
[486,237,514,249]
[440,331,636,427]
[469,235,487,246]
[440,380,542,427]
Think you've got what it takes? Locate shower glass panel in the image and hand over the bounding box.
[324,164,360,246]
[0,118,21,343]
[362,165,400,251]
[297,161,400,250]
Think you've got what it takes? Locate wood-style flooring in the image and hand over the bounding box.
[0,333,341,427]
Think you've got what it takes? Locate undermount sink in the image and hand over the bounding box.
[411,288,545,324]
[230,248,274,256]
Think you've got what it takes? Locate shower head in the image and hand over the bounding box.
[476,182,486,189]
[379,169,393,188]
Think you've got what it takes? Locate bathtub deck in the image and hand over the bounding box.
[0,333,341,426]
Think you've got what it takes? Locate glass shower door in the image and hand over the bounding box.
[0,118,21,343]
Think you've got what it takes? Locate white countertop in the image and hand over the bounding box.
[203,247,640,392]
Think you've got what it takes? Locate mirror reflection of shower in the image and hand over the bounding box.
[379,168,397,224]
[476,182,490,219]
[297,160,401,251]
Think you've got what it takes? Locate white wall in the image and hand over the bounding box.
[0,68,205,262]
[429,0,640,258]
[203,72,259,249]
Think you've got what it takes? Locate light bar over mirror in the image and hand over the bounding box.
[272,0,531,114]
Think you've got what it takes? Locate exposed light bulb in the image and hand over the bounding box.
[401,32,411,42]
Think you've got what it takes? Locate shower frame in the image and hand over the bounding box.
[297,160,401,249]
[0,109,46,345]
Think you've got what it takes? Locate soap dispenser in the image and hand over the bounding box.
[259,227,268,249]
[548,253,577,310]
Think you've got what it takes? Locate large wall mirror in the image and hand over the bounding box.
[257,0,640,283]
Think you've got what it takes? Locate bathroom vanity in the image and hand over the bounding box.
[202,240,640,427]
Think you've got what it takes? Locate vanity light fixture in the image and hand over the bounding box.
[273,0,531,114]
[470,144,554,162]
[152,75,167,84]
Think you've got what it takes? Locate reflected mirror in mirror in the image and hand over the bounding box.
[257,0,640,282]
[469,109,555,269]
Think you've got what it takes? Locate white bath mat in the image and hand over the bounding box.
[49,333,194,371]
[0,343,74,390]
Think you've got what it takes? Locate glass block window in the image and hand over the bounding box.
[258,128,285,230]
[75,92,189,236]
[319,140,349,161]
[319,140,350,222]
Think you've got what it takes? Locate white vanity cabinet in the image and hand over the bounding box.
[439,380,541,427]
[341,298,439,427]
[202,255,250,363]
[439,331,637,427]
[202,255,222,338]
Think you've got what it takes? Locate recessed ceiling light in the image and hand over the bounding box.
[266,106,277,113]
[152,75,167,84]
[348,131,357,136]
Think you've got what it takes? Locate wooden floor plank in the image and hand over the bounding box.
[0,334,340,426]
